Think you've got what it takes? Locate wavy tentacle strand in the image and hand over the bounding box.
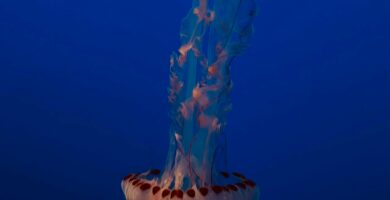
[122,0,258,199]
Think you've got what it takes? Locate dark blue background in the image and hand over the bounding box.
[1,0,389,199]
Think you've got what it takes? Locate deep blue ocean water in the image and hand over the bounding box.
[0,0,389,199]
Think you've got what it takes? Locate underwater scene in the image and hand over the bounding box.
[0,0,389,199]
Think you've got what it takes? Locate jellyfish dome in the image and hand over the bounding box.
[122,0,258,199]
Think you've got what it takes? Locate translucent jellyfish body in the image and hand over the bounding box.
[122,0,258,199]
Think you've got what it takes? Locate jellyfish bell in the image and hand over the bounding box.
[122,170,259,200]
[122,0,259,199]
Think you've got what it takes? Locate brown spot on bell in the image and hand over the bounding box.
[199,187,209,196]
[227,184,238,191]
[149,169,161,175]
[186,189,195,198]
[128,177,136,182]
[211,186,223,194]
[233,172,246,179]
[152,186,161,195]
[243,180,256,188]
[171,189,184,198]
[140,183,151,191]
[162,189,170,198]
[132,179,140,186]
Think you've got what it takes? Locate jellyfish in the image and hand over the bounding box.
[122,0,258,199]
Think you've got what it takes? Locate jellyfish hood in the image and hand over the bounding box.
[122,0,259,199]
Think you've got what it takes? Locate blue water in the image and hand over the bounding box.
[0,0,389,199]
